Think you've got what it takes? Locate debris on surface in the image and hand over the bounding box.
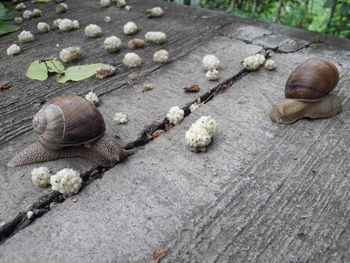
[96,64,116,79]
[123,52,142,68]
[128,38,146,49]
[167,106,184,125]
[85,24,102,38]
[146,7,164,18]
[27,211,34,219]
[145,31,167,44]
[104,16,111,22]
[152,129,165,139]
[242,54,266,71]
[190,102,202,112]
[125,5,132,11]
[113,112,128,124]
[0,81,11,91]
[143,84,154,92]
[6,44,21,56]
[31,166,52,187]
[128,72,140,80]
[152,249,166,263]
[202,54,220,71]
[153,49,169,63]
[264,59,277,70]
[183,84,200,93]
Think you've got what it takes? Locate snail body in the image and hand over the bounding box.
[8,96,128,167]
[268,58,342,124]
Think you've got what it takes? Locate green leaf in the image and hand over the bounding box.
[55,63,105,83]
[32,0,51,3]
[46,58,65,73]
[0,21,20,35]
[0,3,5,10]
[26,60,49,81]
[0,7,20,21]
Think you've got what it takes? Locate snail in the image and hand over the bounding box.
[268,58,342,124]
[8,96,128,167]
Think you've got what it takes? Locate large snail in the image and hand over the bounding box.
[8,96,128,167]
[268,58,342,124]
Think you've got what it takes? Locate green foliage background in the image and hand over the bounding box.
[170,0,350,39]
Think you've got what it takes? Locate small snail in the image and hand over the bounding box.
[8,96,128,167]
[268,58,342,124]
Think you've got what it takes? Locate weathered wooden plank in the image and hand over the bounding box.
[1,44,349,262]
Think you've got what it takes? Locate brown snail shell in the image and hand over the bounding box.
[285,58,339,101]
[32,96,105,150]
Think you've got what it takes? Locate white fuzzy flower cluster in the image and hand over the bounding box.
[146,7,164,18]
[53,18,62,28]
[167,106,184,125]
[23,10,33,19]
[58,18,80,31]
[31,167,52,187]
[37,22,50,33]
[85,91,99,105]
[242,54,266,71]
[50,168,82,195]
[56,3,68,14]
[113,112,128,124]
[116,0,126,8]
[101,0,111,7]
[103,36,122,53]
[85,24,102,38]
[6,44,21,56]
[264,59,277,70]
[32,8,42,17]
[14,17,23,24]
[16,3,26,10]
[125,5,132,11]
[153,49,169,63]
[18,30,34,43]
[123,21,138,35]
[59,46,81,62]
[202,55,220,71]
[145,31,167,44]
[185,116,218,149]
[205,69,220,81]
[123,52,142,68]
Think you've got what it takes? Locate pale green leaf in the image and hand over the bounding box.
[32,0,50,3]
[55,63,105,83]
[0,7,20,21]
[46,58,65,73]
[26,60,48,81]
[0,21,20,35]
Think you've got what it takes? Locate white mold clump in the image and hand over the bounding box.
[27,211,34,219]
[59,46,81,62]
[153,49,169,63]
[56,3,68,14]
[6,44,21,56]
[242,54,266,71]
[100,0,111,7]
[116,0,126,8]
[190,103,201,112]
[202,55,220,71]
[123,52,142,68]
[125,5,132,11]
[205,69,220,81]
[96,64,116,79]
[113,112,128,124]
[53,18,62,29]
[104,16,111,22]
[37,22,50,33]
[23,10,33,19]
[185,116,218,152]
[32,8,42,18]
[50,168,82,195]
[146,7,164,18]
[58,18,79,31]
[264,59,277,71]
[167,106,184,125]
[123,21,138,35]
[18,30,34,43]
[145,31,167,44]
[85,24,102,38]
[103,36,122,53]
[31,166,52,187]
[16,3,26,10]
[85,91,99,106]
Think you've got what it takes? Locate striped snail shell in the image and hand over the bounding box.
[32,96,106,150]
[285,58,339,101]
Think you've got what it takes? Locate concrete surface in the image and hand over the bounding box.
[1,0,350,262]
